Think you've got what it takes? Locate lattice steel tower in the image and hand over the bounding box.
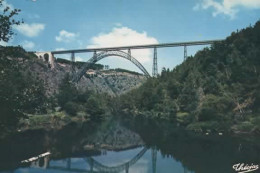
[71,52,75,74]
[184,45,187,61]
[152,47,158,77]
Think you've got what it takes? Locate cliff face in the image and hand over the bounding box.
[28,59,146,96]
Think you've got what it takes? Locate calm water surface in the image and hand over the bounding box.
[0,117,259,173]
[14,147,193,173]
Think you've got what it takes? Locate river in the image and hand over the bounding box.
[0,116,259,173]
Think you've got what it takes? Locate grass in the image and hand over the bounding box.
[19,111,88,131]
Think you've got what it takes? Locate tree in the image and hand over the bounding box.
[0,0,23,43]
[57,74,78,108]
[0,47,48,129]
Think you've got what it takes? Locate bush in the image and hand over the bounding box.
[236,121,254,132]
[198,107,218,121]
[176,112,193,125]
[64,102,79,116]
[186,121,221,132]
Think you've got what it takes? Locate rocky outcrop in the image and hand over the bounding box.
[27,59,146,96]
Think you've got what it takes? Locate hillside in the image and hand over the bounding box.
[0,46,145,132]
[119,21,260,134]
[3,50,146,97]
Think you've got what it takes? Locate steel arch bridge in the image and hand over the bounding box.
[35,39,223,81]
[72,50,151,83]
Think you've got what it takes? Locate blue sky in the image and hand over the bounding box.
[1,0,260,74]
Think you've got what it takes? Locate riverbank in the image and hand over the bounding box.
[119,109,260,136]
[3,113,144,151]
[18,111,88,132]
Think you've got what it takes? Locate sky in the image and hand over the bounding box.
[1,0,260,74]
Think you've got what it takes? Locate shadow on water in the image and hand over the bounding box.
[0,115,260,173]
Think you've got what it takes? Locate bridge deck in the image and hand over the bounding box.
[51,39,223,54]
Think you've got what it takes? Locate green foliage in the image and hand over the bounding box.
[114,68,142,75]
[197,107,218,122]
[57,74,78,108]
[236,121,254,132]
[176,112,193,125]
[64,101,79,116]
[0,47,48,129]
[57,74,110,120]
[118,21,260,133]
[186,121,222,132]
[0,0,23,42]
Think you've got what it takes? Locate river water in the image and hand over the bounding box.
[0,116,259,173]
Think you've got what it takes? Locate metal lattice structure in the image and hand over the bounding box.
[72,50,151,82]
[51,40,224,55]
[41,148,148,173]
[84,148,148,172]
[152,147,157,173]
[71,52,75,73]
[152,48,158,77]
[184,45,187,61]
[44,39,224,80]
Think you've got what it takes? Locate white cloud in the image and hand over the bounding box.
[87,26,158,64]
[27,13,40,19]
[55,47,65,51]
[0,40,8,46]
[194,0,260,19]
[14,23,45,37]
[75,56,84,61]
[21,40,35,49]
[55,30,79,43]
[114,23,122,27]
[0,0,14,12]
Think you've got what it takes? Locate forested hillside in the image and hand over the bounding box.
[0,46,144,134]
[0,47,48,129]
[118,21,260,134]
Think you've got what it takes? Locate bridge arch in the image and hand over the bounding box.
[72,50,151,82]
[84,148,148,172]
[34,52,55,68]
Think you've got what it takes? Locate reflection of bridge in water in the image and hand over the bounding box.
[29,147,189,173]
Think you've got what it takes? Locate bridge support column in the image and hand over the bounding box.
[71,52,75,73]
[152,47,158,77]
[93,51,97,59]
[66,158,71,170]
[152,148,157,173]
[90,158,94,173]
[43,156,50,168]
[184,166,188,173]
[125,162,129,173]
[184,45,187,61]
[128,49,131,59]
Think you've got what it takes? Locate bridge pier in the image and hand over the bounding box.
[125,162,129,173]
[43,156,50,168]
[90,158,94,173]
[128,48,131,59]
[152,148,157,173]
[93,51,97,58]
[184,45,187,61]
[71,52,75,73]
[34,52,55,69]
[152,47,158,77]
[66,158,71,170]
